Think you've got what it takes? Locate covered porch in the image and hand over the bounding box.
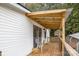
[26,9,79,56]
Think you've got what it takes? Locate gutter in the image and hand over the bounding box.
[10,3,31,13]
[17,3,31,12]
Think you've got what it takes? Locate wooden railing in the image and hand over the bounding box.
[60,37,79,56]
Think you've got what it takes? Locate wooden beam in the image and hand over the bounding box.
[37,21,61,24]
[37,22,60,27]
[31,16,63,19]
[38,21,61,29]
[27,18,45,29]
[26,9,66,16]
[27,13,65,19]
[33,18,62,22]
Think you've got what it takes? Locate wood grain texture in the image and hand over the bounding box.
[29,37,62,56]
[26,9,66,29]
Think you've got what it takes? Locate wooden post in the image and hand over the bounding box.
[40,29,44,55]
[61,18,65,56]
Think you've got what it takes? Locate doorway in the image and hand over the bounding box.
[33,25,42,48]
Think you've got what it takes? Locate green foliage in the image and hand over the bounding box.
[26,3,79,35]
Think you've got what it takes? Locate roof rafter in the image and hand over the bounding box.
[26,9,72,29]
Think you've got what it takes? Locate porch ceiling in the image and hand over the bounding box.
[26,9,68,29]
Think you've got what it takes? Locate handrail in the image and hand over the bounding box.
[60,37,79,56]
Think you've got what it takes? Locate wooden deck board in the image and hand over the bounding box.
[30,38,62,56]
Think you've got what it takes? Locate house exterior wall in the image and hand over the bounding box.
[0,6,33,56]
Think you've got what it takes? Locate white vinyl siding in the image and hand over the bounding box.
[0,6,33,56]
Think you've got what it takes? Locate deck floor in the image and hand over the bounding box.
[30,37,62,56]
